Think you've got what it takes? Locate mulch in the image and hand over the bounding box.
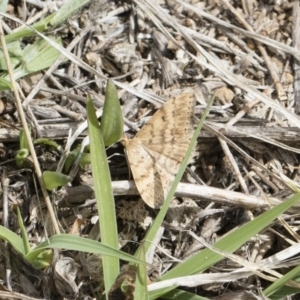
[0,0,300,299]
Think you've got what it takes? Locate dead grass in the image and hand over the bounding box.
[1,0,300,299]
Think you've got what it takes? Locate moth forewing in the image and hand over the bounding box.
[121,91,196,208]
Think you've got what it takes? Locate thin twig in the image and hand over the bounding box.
[221,0,286,102]
[0,22,60,234]
[1,170,12,291]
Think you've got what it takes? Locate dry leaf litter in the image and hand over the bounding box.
[0,0,300,299]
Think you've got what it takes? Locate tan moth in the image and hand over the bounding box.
[121,90,195,208]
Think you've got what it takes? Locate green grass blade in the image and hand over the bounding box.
[25,39,62,72]
[11,38,62,80]
[100,80,124,146]
[19,128,30,150]
[148,192,300,298]
[264,265,300,298]
[5,14,55,43]
[26,234,147,266]
[0,225,25,255]
[5,0,89,43]
[0,77,13,90]
[50,0,91,27]
[87,95,119,294]
[134,245,149,300]
[0,41,22,70]
[17,207,31,255]
[161,290,209,300]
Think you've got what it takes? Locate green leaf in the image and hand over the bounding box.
[264,265,300,298]
[31,249,53,269]
[26,234,146,266]
[100,80,124,146]
[0,225,25,255]
[43,171,71,190]
[15,149,29,168]
[0,77,13,91]
[16,208,53,269]
[0,41,22,70]
[34,138,60,150]
[149,191,300,299]
[4,0,91,43]
[64,146,80,173]
[17,129,30,167]
[134,245,148,300]
[17,208,31,255]
[11,38,62,80]
[25,38,62,72]
[87,94,119,293]
[79,152,91,168]
[50,0,91,27]
[5,14,55,43]
[19,128,30,150]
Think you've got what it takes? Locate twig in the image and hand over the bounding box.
[1,170,12,291]
[221,0,286,102]
[218,138,249,194]
[0,22,60,234]
[293,1,300,114]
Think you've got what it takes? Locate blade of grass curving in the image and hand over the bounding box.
[148,191,300,299]
[0,221,51,270]
[26,234,147,266]
[87,95,119,293]
[0,225,25,255]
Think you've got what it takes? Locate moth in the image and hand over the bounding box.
[121,91,195,208]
